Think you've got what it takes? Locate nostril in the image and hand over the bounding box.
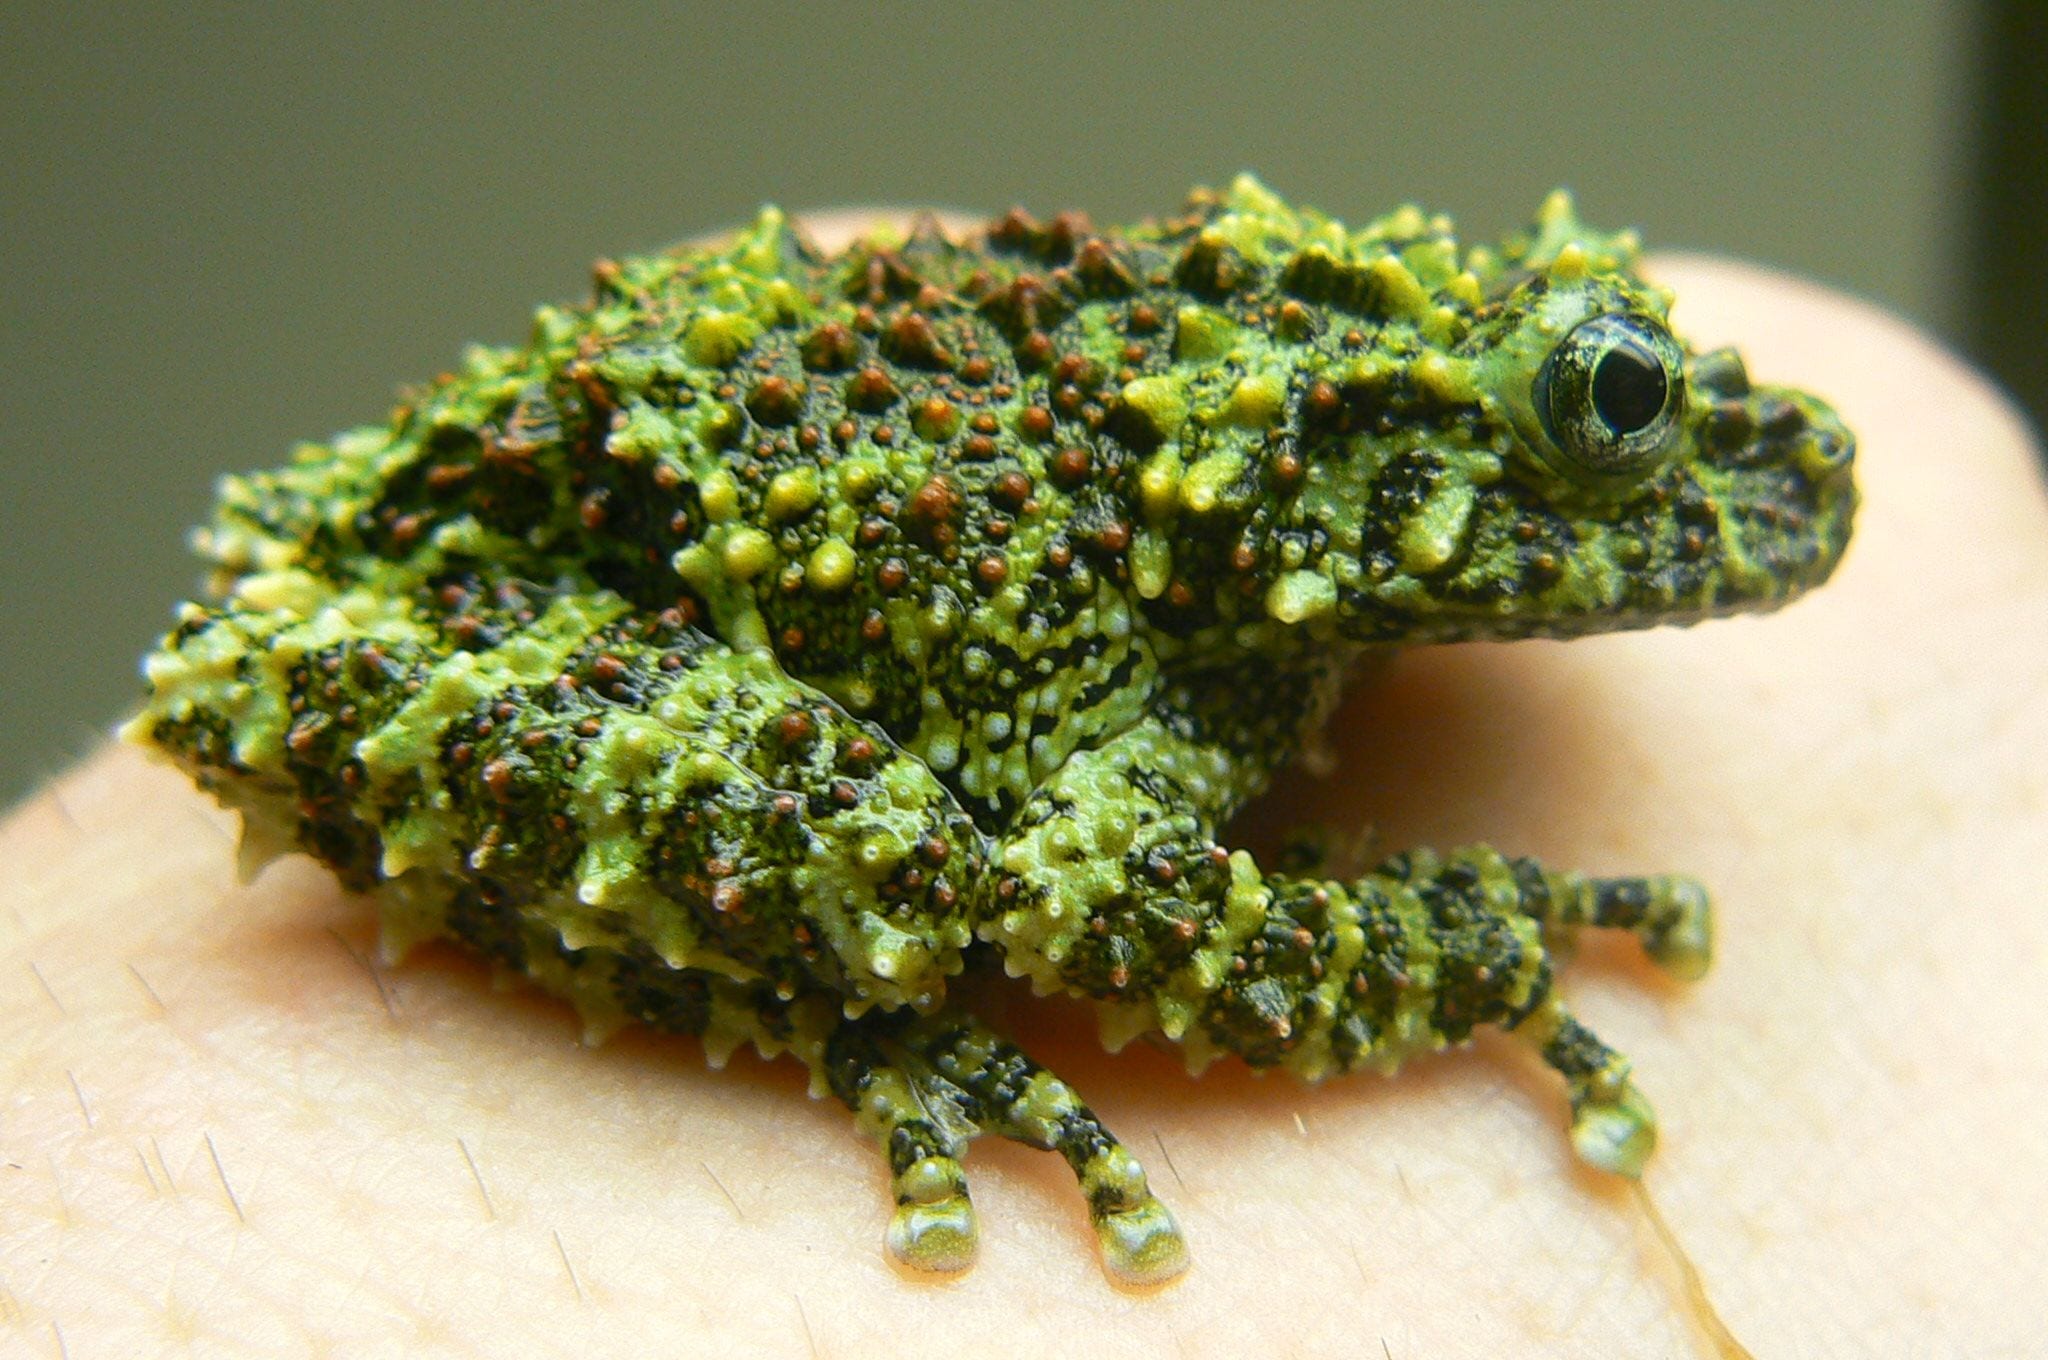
[1795,428,1855,480]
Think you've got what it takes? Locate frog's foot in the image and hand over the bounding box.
[923,1019,1189,1285]
[1536,867,1714,982]
[1514,994,1659,1177]
[848,1013,1190,1285]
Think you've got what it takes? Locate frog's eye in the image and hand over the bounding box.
[1534,313,1685,477]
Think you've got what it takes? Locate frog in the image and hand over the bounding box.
[126,174,1856,1285]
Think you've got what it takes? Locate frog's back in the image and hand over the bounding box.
[188,188,1331,824]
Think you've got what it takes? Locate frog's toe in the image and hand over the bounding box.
[1570,1078,1658,1177]
[1094,1193,1190,1286]
[1079,1142,1189,1284]
[1643,876,1712,981]
[887,1193,979,1274]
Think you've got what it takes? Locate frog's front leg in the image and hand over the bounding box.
[822,1007,981,1273]
[985,714,1711,1178]
[823,1005,1189,1283]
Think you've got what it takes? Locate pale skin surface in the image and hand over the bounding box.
[4,211,2046,1359]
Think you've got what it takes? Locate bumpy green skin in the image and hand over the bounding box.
[129,176,1856,1283]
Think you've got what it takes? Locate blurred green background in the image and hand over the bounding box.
[1,1,2031,806]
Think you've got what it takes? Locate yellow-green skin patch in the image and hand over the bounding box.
[130,177,1855,1282]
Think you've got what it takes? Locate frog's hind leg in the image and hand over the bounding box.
[826,1009,1190,1284]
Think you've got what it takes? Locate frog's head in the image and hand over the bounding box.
[1286,201,1856,644]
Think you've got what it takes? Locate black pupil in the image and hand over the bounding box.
[1590,340,1668,435]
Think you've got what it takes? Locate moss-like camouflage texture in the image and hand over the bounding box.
[129,176,1856,1283]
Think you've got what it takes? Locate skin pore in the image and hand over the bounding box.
[4,220,2045,1357]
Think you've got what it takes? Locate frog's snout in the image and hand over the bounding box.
[1688,348,1858,597]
